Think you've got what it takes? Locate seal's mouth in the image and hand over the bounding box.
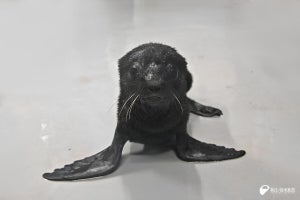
[140,94,167,105]
[143,95,161,101]
[140,79,170,106]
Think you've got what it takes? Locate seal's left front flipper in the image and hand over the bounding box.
[188,98,223,117]
[175,133,245,162]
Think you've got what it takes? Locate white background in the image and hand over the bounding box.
[0,0,299,199]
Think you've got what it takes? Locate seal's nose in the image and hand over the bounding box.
[146,79,162,92]
[144,62,163,92]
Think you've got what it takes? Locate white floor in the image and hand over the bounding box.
[0,0,299,199]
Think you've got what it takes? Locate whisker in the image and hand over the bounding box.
[106,99,118,113]
[126,94,140,122]
[119,93,135,117]
[172,93,183,114]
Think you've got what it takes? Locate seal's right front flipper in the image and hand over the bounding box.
[43,146,121,181]
[188,98,223,117]
[43,130,127,181]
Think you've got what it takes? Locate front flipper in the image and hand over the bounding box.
[188,98,223,117]
[43,131,127,181]
[175,133,245,162]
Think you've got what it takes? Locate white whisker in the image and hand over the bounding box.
[119,93,135,117]
[172,93,183,114]
[126,95,140,122]
[107,99,118,112]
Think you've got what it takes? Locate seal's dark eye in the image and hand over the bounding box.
[167,63,178,79]
[132,62,141,69]
[130,62,139,72]
[166,63,173,71]
[128,62,141,78]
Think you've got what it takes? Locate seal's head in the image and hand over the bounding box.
[117,43,193,124]
[118,43,190,110]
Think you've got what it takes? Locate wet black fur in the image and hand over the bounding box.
[117,43,190,145]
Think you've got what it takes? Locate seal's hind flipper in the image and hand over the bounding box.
[188,98,223,117]
[175,133,245,162]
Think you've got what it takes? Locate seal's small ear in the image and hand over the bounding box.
[186,70,193,92]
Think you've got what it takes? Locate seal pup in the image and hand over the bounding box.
[43,43,245,181]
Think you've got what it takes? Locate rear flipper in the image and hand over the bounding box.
[175,133,245,161]
[188,97,223,117]
[43,131,127,181]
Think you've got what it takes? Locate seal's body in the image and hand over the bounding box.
[117,43,190,146]
[43,43,245,181]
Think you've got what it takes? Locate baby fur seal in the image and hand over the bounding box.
[43,43,245,181]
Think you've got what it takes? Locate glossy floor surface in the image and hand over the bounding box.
[0,0,299,199]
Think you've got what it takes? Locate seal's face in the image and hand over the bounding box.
[119,43,188,109]
[128,61,180,106]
